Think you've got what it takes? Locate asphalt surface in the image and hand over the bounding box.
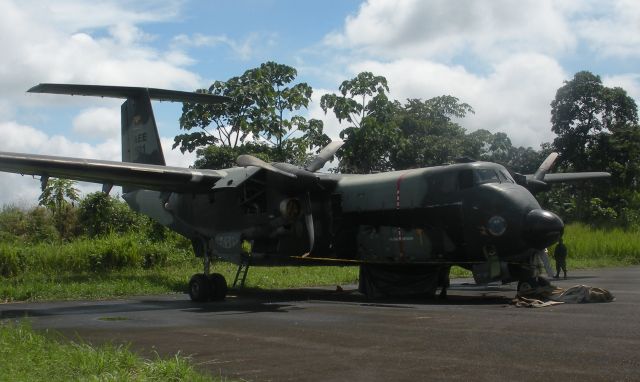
[2,267,639,381]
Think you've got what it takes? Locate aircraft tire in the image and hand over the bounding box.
[189,273,210,302]
[517,277,542,295]
[208,273,228,301]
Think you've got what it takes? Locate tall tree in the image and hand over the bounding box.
[393,96,474,168]
[549,71,640,226]
[551,71,638,172]
[175,61,329,168]
[321,72,399,173]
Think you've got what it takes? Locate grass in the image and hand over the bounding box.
[557,223,640,268]
[1,223,639,302]
[0,322,219,381]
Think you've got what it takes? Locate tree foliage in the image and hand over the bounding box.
[175,61,330,168]
[546,70,640,227]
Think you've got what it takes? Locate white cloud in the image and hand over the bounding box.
[307,89,346,141]
[171,33,270,61]
[574,0,640,58]
[348,54,566,147]
[0,0,200,111]
[160,137,197,168]
[326,0,575,61]
[604,74,640,105]
[72,107,121,139]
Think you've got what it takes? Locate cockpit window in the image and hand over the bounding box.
[474,169,500,185]
[499,169,515,183]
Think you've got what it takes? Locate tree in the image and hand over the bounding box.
[392,96,474,169]
[175,61,330,168]
[321,72,399,173]
[38,178,80,239]
[549,71,640,227]
[551,71,638,172]
[78,193,145,237]
[38,178,79,213]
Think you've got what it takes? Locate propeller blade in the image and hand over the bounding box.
[302,192,314,255]
[305,141,344,172]
[236,154,297,178]
[533,152,559,181]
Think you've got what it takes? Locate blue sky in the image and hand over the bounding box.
[0,0,639,205]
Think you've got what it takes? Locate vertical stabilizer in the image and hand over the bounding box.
[27,83,228,169]
[121,89,166,166]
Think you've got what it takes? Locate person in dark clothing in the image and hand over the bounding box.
[554,237,568,279]
[437,266,451,299]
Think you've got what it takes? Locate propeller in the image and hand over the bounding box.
[514,152,559,192]
[305,141,344,172]
[236,154,297,178]
[533,152,559,181]
[302,192,315,256]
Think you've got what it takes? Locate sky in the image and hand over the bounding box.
[0,0,639,206]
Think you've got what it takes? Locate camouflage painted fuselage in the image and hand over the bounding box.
[123,160,558,285]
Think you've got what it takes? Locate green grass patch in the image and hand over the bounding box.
[0,322,219,381]
[554,223,640,269]
[1,223,638,302]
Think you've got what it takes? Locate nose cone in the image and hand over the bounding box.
[524,209,564,249]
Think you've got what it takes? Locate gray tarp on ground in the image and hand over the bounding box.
[513,284,615,307]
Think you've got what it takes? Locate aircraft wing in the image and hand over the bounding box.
[0,151,226,193]
[542,172,611,183]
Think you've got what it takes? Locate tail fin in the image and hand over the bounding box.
[120,89,165,165]
[28,84,228,166]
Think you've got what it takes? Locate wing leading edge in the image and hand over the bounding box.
[0,152,226,193]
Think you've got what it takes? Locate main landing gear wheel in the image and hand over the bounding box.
[208,273,228,301]
[517,276,549,296]
[188,273,228,302]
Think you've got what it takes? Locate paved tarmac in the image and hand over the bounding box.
[2,267,639,381]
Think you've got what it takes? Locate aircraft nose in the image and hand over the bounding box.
[523,209,564,249]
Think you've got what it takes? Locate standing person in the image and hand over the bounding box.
[437,266,451,299]
[554,237,568,279]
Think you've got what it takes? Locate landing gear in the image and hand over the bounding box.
[208,273,228,301]
[517,276,551,296]
[188,273,228,302]
[188,238,228,302]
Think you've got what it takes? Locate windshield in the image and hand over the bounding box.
[474,168,500,185]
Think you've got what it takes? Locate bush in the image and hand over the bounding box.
[0,244,25,277]
[78,193,150,237]
[24,207,59,243]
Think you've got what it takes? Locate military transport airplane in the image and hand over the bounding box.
[0,84,610,301]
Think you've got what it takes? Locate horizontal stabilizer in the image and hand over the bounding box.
[0,151,227,193]
[28,83,229,104]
